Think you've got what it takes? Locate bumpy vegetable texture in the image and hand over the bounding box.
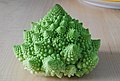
[13,4,100,78]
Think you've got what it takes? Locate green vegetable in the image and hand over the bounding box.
[13,4,100,78]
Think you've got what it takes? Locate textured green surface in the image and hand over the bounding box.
[13,4,100,78]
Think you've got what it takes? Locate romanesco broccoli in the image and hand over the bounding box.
[13,4,100,78]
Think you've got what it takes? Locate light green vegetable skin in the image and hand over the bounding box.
[13,4,100,78]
